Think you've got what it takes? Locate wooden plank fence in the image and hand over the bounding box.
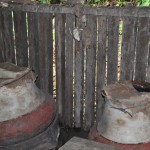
[0,3,150,130]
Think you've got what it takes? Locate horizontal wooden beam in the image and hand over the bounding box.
[84,7,150,17]
[0,2,150,17]
[0,3,75,14]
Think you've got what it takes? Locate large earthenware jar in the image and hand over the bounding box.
[0,62,58,149]
[97,80,150,144]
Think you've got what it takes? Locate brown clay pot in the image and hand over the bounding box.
[0,62,58,149]
[89,80,150,150]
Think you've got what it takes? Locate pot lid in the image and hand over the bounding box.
[102,80,150,109]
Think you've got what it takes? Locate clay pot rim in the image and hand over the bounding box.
[131,80,150,92]
[0,68,36,87]
[0,62,36,87]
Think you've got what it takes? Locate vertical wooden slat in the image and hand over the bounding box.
[74,18,84,128]
[147,44,150,82]
[64,14,74,127]
[28,13,40,87]
[2,10,15,63]
[0,11,5,62]
[135,17,149,82]
[84,15,97,130]
[96,16,107,124]
[107,16,119,85]
[120,17,137,81]
[37,13,53,95]
[55,14,66,123]
[14,11,28,67]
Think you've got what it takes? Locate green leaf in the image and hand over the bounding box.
[39,0,51,4]
[137,0,150,6]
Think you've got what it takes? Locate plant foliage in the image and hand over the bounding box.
[137,0,150,6]
[38,0,60,4]
[38,0,150,6]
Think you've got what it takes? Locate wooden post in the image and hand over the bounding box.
[84,15,97,130]
[134,17,149,82]
[55,14,66,123]
[96,16,107,126]
[64,14,74,127]
[0,10,5,62]
[2,10,15,64]
[120,17,137,81]
[74,5,85,128]
[107,16,119,85]
[14,11,28,67]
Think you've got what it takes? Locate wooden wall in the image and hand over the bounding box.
[0,3,150,130]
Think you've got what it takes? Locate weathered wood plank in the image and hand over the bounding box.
[64,14,74,127]
[120,17,137,81]
[55,14,66,122]
[59,137,123,150]
[107,16,119,85]
[96,16,107,124]
[74,16,84,128]
[13,11,28,67]
[2,10,15,63]
[0,11,5,62]
[134,17,149,82]
[1,4,150,17]
[84,15,97,130]
[147,43,150,82]
[37,13,53,95]
[84,7,150,17]
[28,12,40,87]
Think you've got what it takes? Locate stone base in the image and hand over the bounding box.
[59,137,122,150]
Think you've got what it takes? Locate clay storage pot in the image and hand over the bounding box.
[0,62,59,150]
[89,80,150,150]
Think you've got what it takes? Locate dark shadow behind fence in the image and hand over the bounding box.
[0,3,150,131]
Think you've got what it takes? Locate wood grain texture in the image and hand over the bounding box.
[107,16,119,85]
[55,14,66,122]
[28,12,40,87]
[64,14,74,127]
[134,17,149,82]
[37,13,53,95]
[0,11,5,62]
[1,4,150,17]
[84,15,97,130]
[147,43,150,82]
[14,11,28,67]
[96,16,107,124]
[120,17,137,81]
[2,10,15,63]
[74,16,84,128]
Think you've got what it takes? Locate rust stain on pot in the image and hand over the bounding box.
[116,119,126,126]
